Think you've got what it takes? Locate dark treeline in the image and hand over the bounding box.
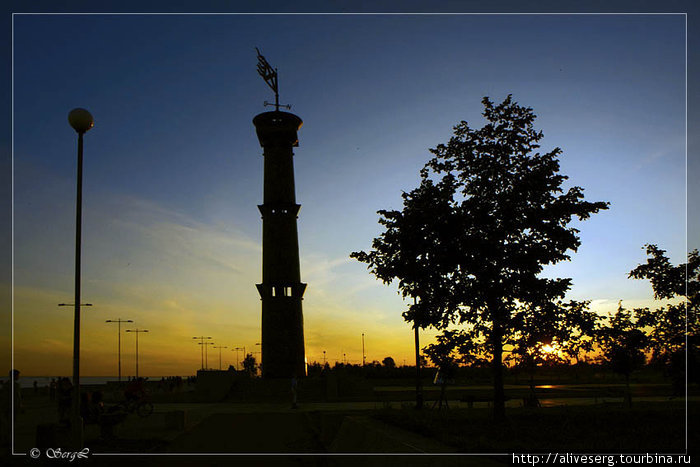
[302,359,678,386]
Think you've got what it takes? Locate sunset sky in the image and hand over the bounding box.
[7,12,691,377]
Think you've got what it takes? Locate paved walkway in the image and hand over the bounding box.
[166,412,322,453]
[19,393,689,465]
[156,411,502,467]
[7,396,507,466]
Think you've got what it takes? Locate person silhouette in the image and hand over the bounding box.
[291,376,298,409]
[49,378,57,400]
[1,370,22,447]
[11,370,22,417]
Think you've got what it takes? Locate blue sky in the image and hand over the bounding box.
[4,11,693,375]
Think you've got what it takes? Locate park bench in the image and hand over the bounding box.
[459,394,512,408]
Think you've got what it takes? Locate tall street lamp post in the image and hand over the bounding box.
[213,345,228,370]
[106,319,133,381]
[67,108,94,448]
[200,342,215,370]
[125,329,149,378]
[193,336,212,370]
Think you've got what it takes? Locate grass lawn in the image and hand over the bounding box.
[374,401,697,453]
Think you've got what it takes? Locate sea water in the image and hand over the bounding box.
[0,376,190,388]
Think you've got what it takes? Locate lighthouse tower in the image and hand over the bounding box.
[253,49,306,378]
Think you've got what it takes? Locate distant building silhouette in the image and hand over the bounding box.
[254,110,307,378]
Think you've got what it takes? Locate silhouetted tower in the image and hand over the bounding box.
[254,49,306,378]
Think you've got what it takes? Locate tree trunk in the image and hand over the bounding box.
[625,374,632,408]
[492,318,506,421]
[414,323,423,409]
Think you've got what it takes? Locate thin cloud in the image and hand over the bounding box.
[632,138,684,171]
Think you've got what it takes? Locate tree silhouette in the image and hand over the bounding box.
[242,353,258,378]
[508,300,598,385]
[629,245,698,303]
[353,95,608,420]
[424,331,464,374]
[558,300,599,365]
[350,170,460,329]
[629,245,700,391]
[350,157,461,409]
[596,303,648,406]
[382,356,396,369]
[424,332,460,410]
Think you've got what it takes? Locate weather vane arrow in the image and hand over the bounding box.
[255,47,291,111]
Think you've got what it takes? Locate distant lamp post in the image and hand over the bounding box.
[192,336,212,370]
[213,345,228,370]
[323,350,326,366]
[67,107,94,448]
[362,333,366,367]
[254,342,261,372]
[125,329,149,378]
[105,319,133,381]
[200,342,215,369]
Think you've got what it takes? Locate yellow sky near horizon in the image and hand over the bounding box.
[7,279,667,378]
[6,189,676,377]
[9,282,441,377]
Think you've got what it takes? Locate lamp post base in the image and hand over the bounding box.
[71,416,83,450]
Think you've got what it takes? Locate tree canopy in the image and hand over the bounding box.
[629,244,699,306]
[242,353,258,378]
[508,299,598,369]
[382,356,396,369]
[596,303,648,379]
[352,95,608,419]
[628,245,699,387]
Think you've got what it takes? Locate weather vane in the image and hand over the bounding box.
[256,47,291,111]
